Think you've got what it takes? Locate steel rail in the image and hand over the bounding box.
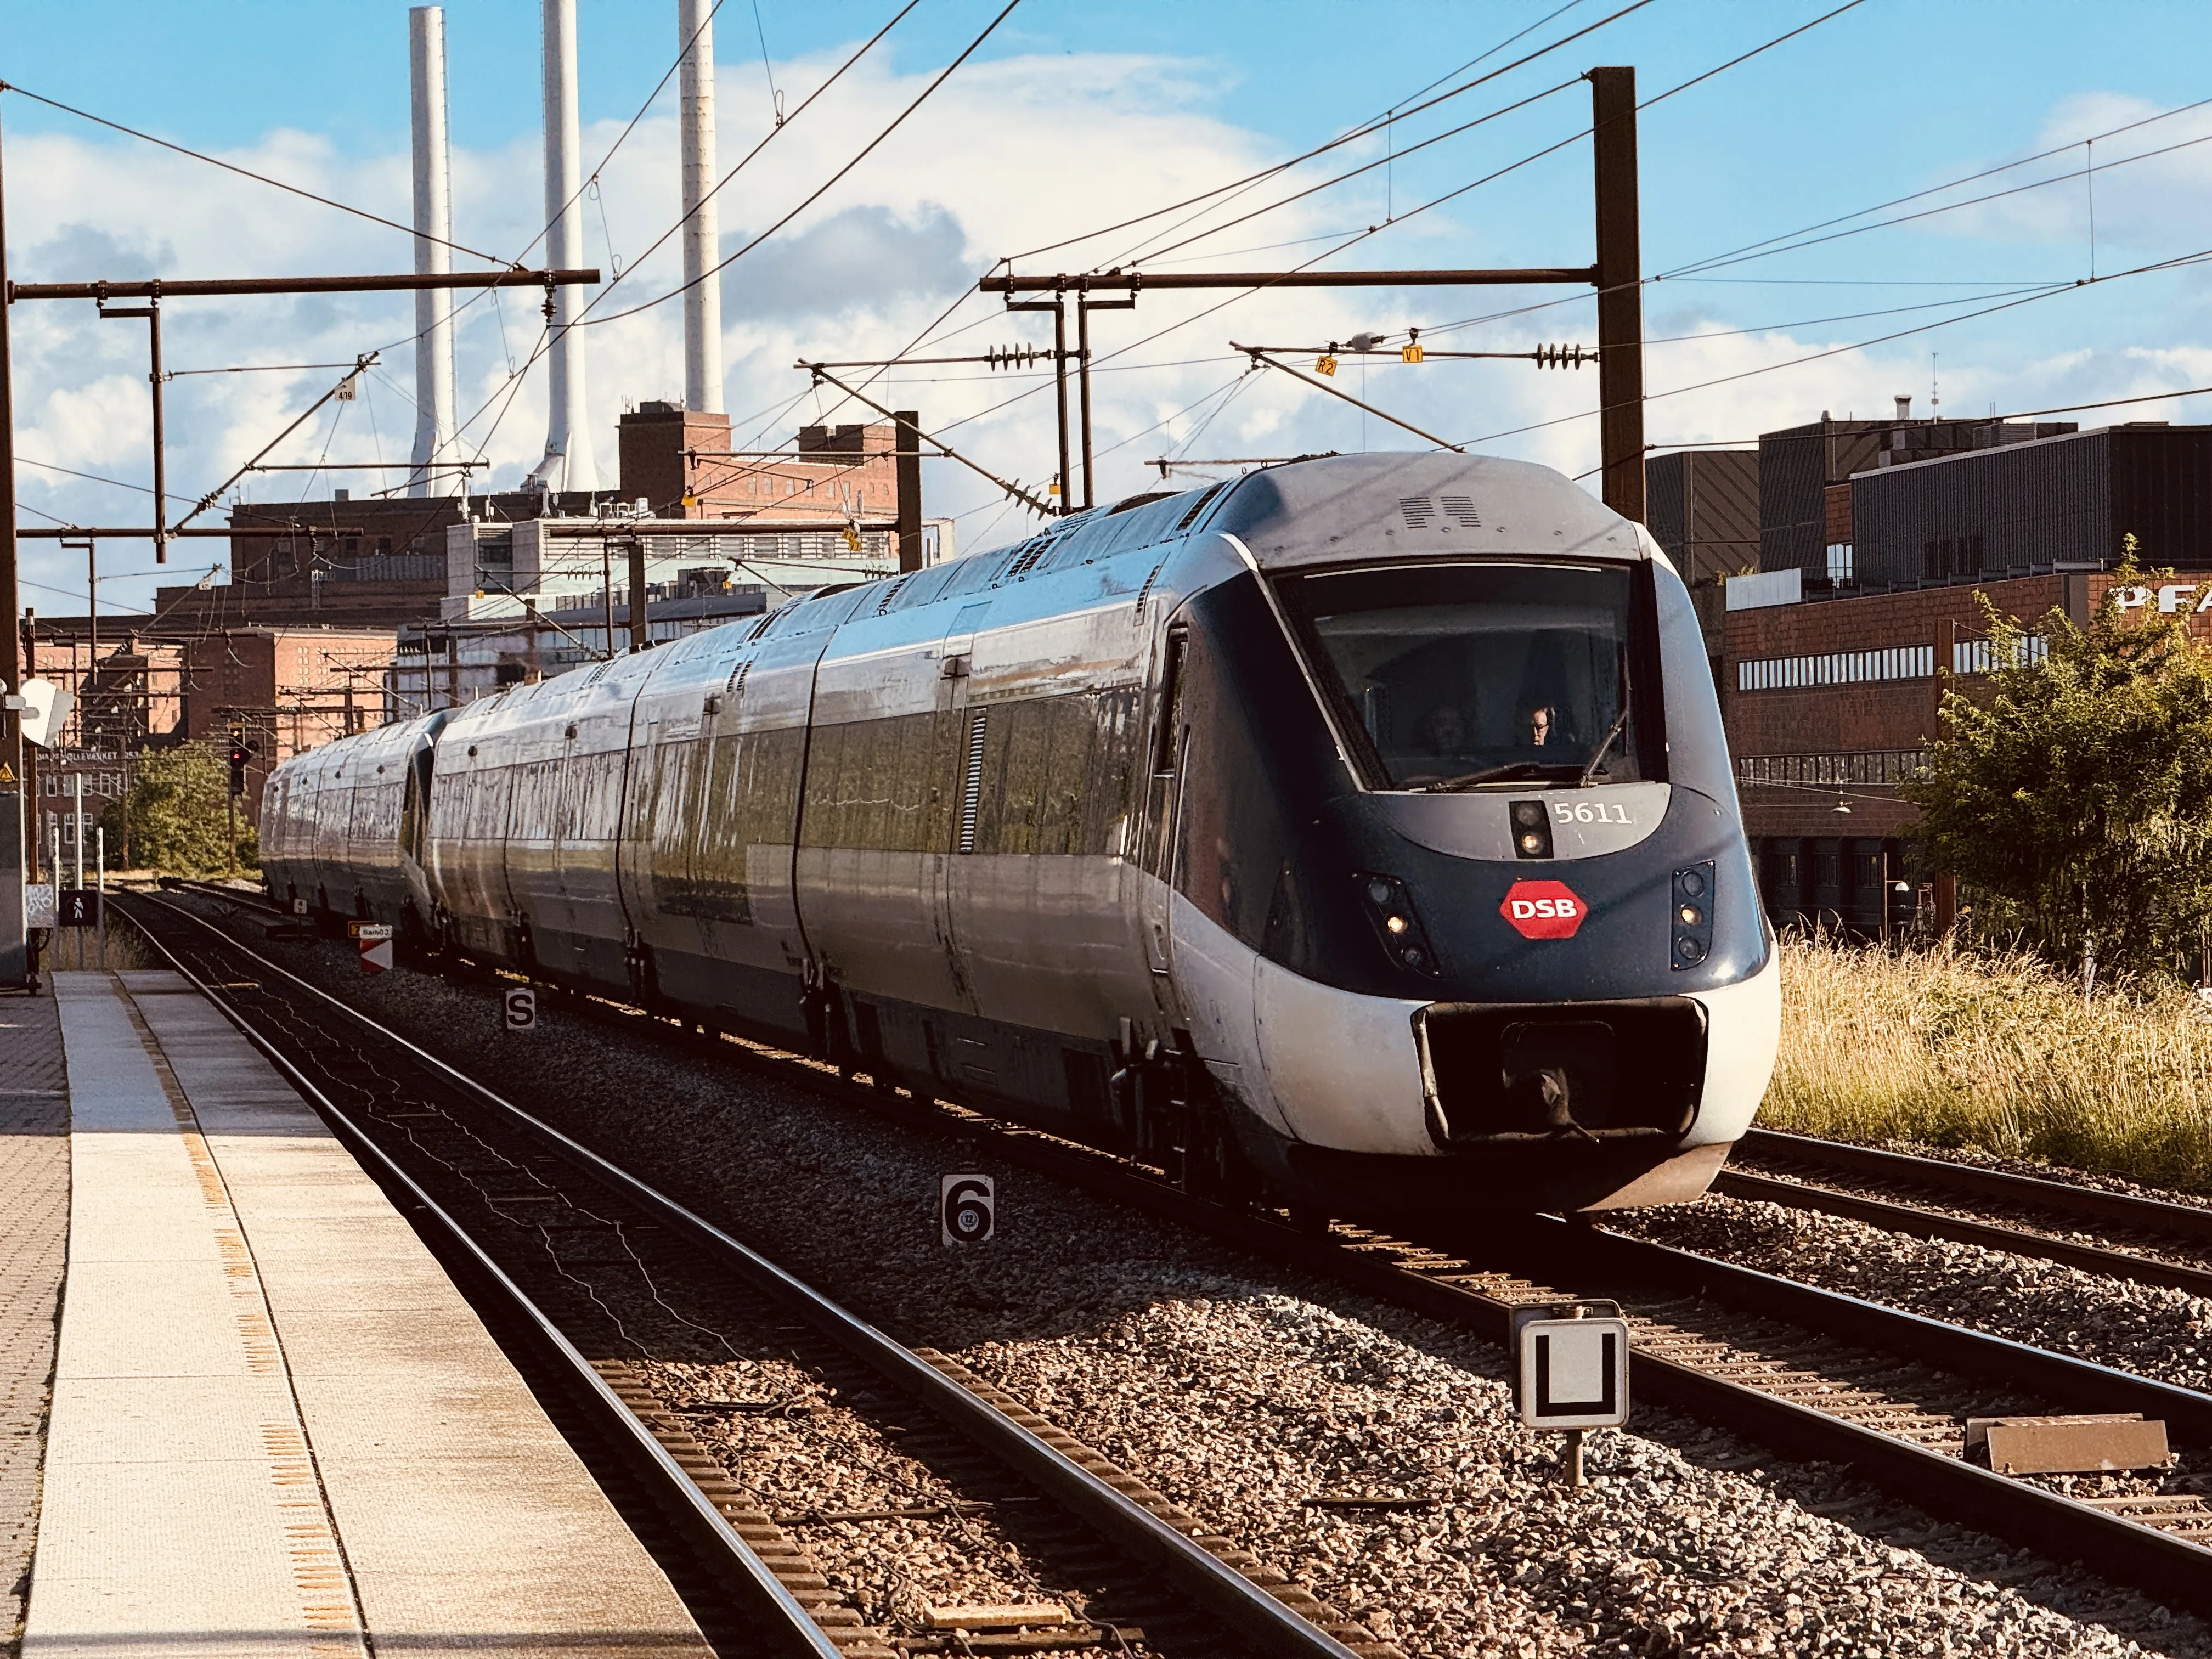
[132,889,2212,1616]
[123,892,1365,1659]
[1714,1166,2212,1300]
[1742,1127,2212,1248]
[116,898,843,1659]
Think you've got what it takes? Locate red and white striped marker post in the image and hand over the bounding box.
[354,923,394,974]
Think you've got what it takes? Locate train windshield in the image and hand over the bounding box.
[1277,561,1644,791]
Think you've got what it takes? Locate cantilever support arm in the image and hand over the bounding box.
[1231,345,1464,453]
[172,354,381,530]
[797,362,1057,519]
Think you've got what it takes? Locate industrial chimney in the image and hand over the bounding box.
[680,0,724,415]
[530,0,599,493]
[408,7,458,498]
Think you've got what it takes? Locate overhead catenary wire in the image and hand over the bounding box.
[1012,0,1656,268]
[916,2,1880,458]
[1453,242,2212,451]
[585,0,1013,327]
[0,80,510,266]
[434,0,924,471]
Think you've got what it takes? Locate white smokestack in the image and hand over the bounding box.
[680,0,724,415]
[408,7,458,498]
[531,0,598,493]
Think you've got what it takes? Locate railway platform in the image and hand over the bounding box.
[2,969,714,1659]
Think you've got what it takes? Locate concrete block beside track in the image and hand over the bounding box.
[15,970,715,1659]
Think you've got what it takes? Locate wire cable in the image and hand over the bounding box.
[0,80,510,266]
[1454,243,2212,449]
[585,0,1012,326]
[1010,0,1656,267]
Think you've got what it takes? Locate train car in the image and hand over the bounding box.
[259,710,448,933]
[271,452,1778,1218]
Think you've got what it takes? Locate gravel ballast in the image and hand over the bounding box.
[149,901,2212,1656]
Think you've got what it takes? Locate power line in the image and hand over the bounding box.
[1455,243,2212,449]
[1012,0,1656,267]
[586,0,1013,327]
[1662,92,2212,280]
[436,0,922,468]
[0,80,510,266]
[1672,126,2212,281]
[1129,78,1585,269]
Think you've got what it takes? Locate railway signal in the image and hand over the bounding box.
[1513,1300,1630,1487]
[226,726,259,797]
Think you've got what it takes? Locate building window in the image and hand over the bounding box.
[1738,646,1942,691]
[1826,543,1854,582]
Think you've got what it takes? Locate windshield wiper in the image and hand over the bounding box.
[1412,761,1588,794]
[1577,705,1632,788]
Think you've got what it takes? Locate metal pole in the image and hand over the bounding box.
[1077,300,1094,511]
[1933,617,1957,934]
[0,102,26,989]
[95,825,104,971]
[71,771,83,891]
[894,410,923,573]
[149,296,166,560]
[1053,298,1071,514]
[1590,66,1645,525]
[85,540,95,735]
[626,538,649,653]
[600,540,616,661]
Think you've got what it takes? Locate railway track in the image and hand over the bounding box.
[1718,1127,2212,1301]
[121,889,1385,1659]
[138,883,2212,1623]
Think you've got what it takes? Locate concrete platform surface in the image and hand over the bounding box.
[24,972,713,1659]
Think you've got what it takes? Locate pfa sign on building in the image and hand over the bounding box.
[940,1173,995,1245]
[1514,1302,1630,1430]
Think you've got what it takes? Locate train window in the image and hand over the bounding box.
[1276,561,1646,791]
[1152,630,1188,777]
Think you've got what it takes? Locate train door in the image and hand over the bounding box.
[1137,620,1189,1016]
[930,602,991,1015]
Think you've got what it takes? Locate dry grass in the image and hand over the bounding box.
[1763,932,2212,1195]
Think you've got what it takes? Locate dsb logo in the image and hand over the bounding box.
[1500,879,1589,940]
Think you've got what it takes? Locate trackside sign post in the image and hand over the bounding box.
[504,987,537,1031]
[1513,1299,1629,1486]
[940,1174,995,1244]
[349,922,394,974]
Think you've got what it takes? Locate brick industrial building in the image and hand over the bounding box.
[1719,416,2212,932]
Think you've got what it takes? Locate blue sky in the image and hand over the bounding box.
[3,0,2210,612]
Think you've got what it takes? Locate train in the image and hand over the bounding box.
[261,452,1779,1219]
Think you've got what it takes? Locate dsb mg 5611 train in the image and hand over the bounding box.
[262,454,1780,1217]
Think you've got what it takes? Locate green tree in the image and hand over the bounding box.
[118,743,259,876]
[1907,552,2212,985]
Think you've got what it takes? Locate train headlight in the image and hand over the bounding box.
[1509,799,1554,860]
[1672,863,1717,972]
[1354,872,1442,977]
